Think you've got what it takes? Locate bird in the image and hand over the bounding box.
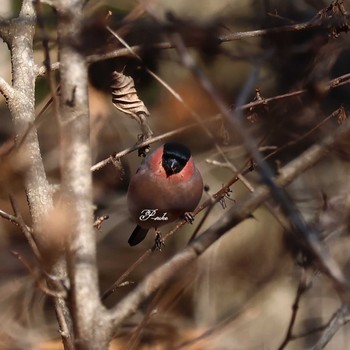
[127,142,203,246]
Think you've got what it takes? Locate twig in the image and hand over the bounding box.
[101,249,153,301]
[9,196,42,261]
[187,188,217,243]
[218,0,350,43]
[33,0,61,122]
[290,304,350,341]
[50,260,75,350]
[277,269,312,350]
[239,73,350,112]
[93,215,109,230]
[127,288,162,350]
[36,61,60,76]
[91,115,221,172]
[205,159,291,232]
[310,303,350,350]
[107,25,184,103]
[265,107,346,161]
[0,208,21,227]
[11,250,66,298]
[9,197,68,296]
[0,76,14,101]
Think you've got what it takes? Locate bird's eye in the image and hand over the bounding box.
[162,142,191,177]
[162,157,186,176]
[169,158,178,170]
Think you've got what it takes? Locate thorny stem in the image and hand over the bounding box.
[109,115,350,330]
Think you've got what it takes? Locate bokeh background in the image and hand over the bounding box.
[1,0,350,349]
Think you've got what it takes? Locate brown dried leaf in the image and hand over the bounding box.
[111,71,153,140]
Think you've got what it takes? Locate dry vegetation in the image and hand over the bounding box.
[1,0,350,349]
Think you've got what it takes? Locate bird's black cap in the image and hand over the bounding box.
[162,142,191,176]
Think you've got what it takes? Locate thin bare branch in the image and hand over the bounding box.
[93,215,109,230]
[219,4,338,43]
[101,249,152,301]
[310,304,350,350]
[0,208,20,227]
[9,196,42,261]
[33,0,61,122]
[239,72,350,112]
[107,25,184,101]
[0,76,14,101]
[11,250,66,298]
[91,115,221,172]
[265,107,346,161]
[36,61,60,76]
[277,269,313,350]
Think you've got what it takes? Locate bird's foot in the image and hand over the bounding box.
[154,230,165,251]
[184,212,195,224]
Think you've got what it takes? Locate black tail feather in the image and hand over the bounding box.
[128,225,149,246]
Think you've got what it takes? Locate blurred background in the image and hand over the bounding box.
[1,0,350,349]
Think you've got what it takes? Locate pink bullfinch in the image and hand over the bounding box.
[127,142,203,246]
